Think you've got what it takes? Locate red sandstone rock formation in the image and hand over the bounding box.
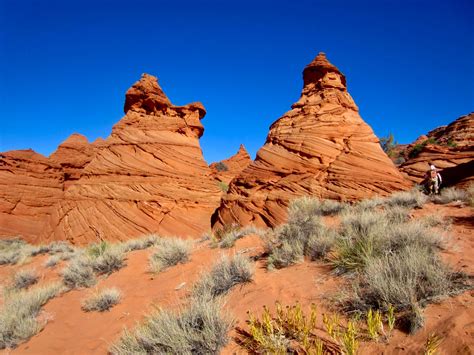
[210,144,252,185]
[212,52,411,229]
[398,113,474,187]
[49,133,96,186]
[0,74,221,244]
[0,150,64,240]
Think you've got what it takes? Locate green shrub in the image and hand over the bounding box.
[149,238,191,273]
[0,282,62,349]
[214,162,228,172]
[82,288,121,312]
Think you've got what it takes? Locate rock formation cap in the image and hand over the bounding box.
[124,73,171,114]
[303,52,346,88]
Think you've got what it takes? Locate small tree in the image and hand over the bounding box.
[380,133,397,155]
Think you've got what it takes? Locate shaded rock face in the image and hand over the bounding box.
[210,144,252,185]
[399,113,474,187]
[212,52,411,229]
[0,74,221,244]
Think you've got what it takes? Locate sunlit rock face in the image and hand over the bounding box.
[0,74,221,244]
[212,52,411,229]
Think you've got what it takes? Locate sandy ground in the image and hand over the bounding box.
[0,202,472,354]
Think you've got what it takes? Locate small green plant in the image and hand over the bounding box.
[366,309,383,341]
[323,313,340,340]
[342,320,359,355]
[87,241,109,257]
[217,181,229,192]
[387,303,396,332]
[408,138,438,158]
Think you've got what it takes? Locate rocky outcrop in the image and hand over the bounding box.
[398,113,474,187]
[0,150,64,240]
[210,144,252,184]
[0,74,221,244]
[212,52,411,229]
[49,134,96,186]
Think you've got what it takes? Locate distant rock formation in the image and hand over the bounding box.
[212,52,411,229]
[398,112,474,187]
[210,144,252,185]
[0,74,221,244]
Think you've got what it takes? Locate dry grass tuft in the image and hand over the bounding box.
[62,257,96,289]
[432,187,468,204]
[11,269,39,290]
[193,255,254,299]
[82,288,121,312]
[110,297,231,355]
[149,238,191,273]
[0,282,63,349]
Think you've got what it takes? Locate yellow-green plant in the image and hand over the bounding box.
[366,309,383,341]
[342,320,359,355]
[240,302,332,354]
[424,333,443,355]
[387,304,396,332]
[323,313,340,340]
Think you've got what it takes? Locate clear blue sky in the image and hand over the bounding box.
[1,0,472,163]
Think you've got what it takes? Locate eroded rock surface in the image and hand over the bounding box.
[0,74,221,244]
[398,113,474,187]
[212,52,411,229]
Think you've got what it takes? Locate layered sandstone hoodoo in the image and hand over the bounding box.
[212,52,411,229]
[210,144,252,184]
[0,74,221,244]
[399,113,474,187]
[0,150,64,240]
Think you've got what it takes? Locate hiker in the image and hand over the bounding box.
[424,164,442,195]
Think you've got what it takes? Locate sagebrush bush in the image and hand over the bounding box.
[432,187,468,204]
[193,255,254,299]
[266,197,337,269]
[386,189,427,208]
[149,238,191,273]
[12,269,39,290]
[121,234,159,252]
[110,297,231,354]
[341,246,467,333]
[82,288,121,312]
[0,238,28,265]
[0,282,62,349]
[331,209,442,274]
[30,241,75,257]
[90,246,125,275]
[62,258,96,289]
